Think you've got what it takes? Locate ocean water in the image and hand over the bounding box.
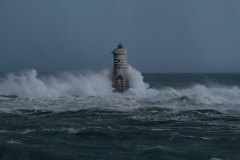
[0,66,240,160]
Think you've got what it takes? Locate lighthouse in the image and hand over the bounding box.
[112,43,129,92]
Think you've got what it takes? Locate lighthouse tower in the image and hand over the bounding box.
[112,43,129,92]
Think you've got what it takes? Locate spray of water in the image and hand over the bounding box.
[0,65,240,108]
[0,65,157,98]
[126,65,159,98]
[0,69,113,98]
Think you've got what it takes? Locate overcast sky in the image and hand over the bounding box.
[0,0,240,73]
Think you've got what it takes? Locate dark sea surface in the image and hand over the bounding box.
[0,68,240,160]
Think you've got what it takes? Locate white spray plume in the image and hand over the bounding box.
[126,65,159,98]
[0,69,114,98]
[0,65,156,98]
[1,65,240,109]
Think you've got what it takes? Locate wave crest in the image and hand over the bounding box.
[0,66,240,111]
[0,65,159,99]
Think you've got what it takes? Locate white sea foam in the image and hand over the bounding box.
[150,128,172,131]
[7,140,23,145]
[210,158,223,160]
[0,130,9,133]
[20,129,36,134]
[201,137,213,140]
[0,65,158,99]
[0,66,240,113]
[147,84,240,108]
[126,65,159,98]
[0,69,113,98]
[60,128,81,134]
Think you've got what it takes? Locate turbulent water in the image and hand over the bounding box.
[0,66,240,160]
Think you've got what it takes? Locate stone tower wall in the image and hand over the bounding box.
[112,45,129,92]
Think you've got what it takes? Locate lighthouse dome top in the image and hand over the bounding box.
[117,43,124,49]
[113,43,127,54]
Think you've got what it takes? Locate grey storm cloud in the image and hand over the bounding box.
[0,0,240,73]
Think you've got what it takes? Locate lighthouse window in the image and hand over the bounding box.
[118,60,120,62]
